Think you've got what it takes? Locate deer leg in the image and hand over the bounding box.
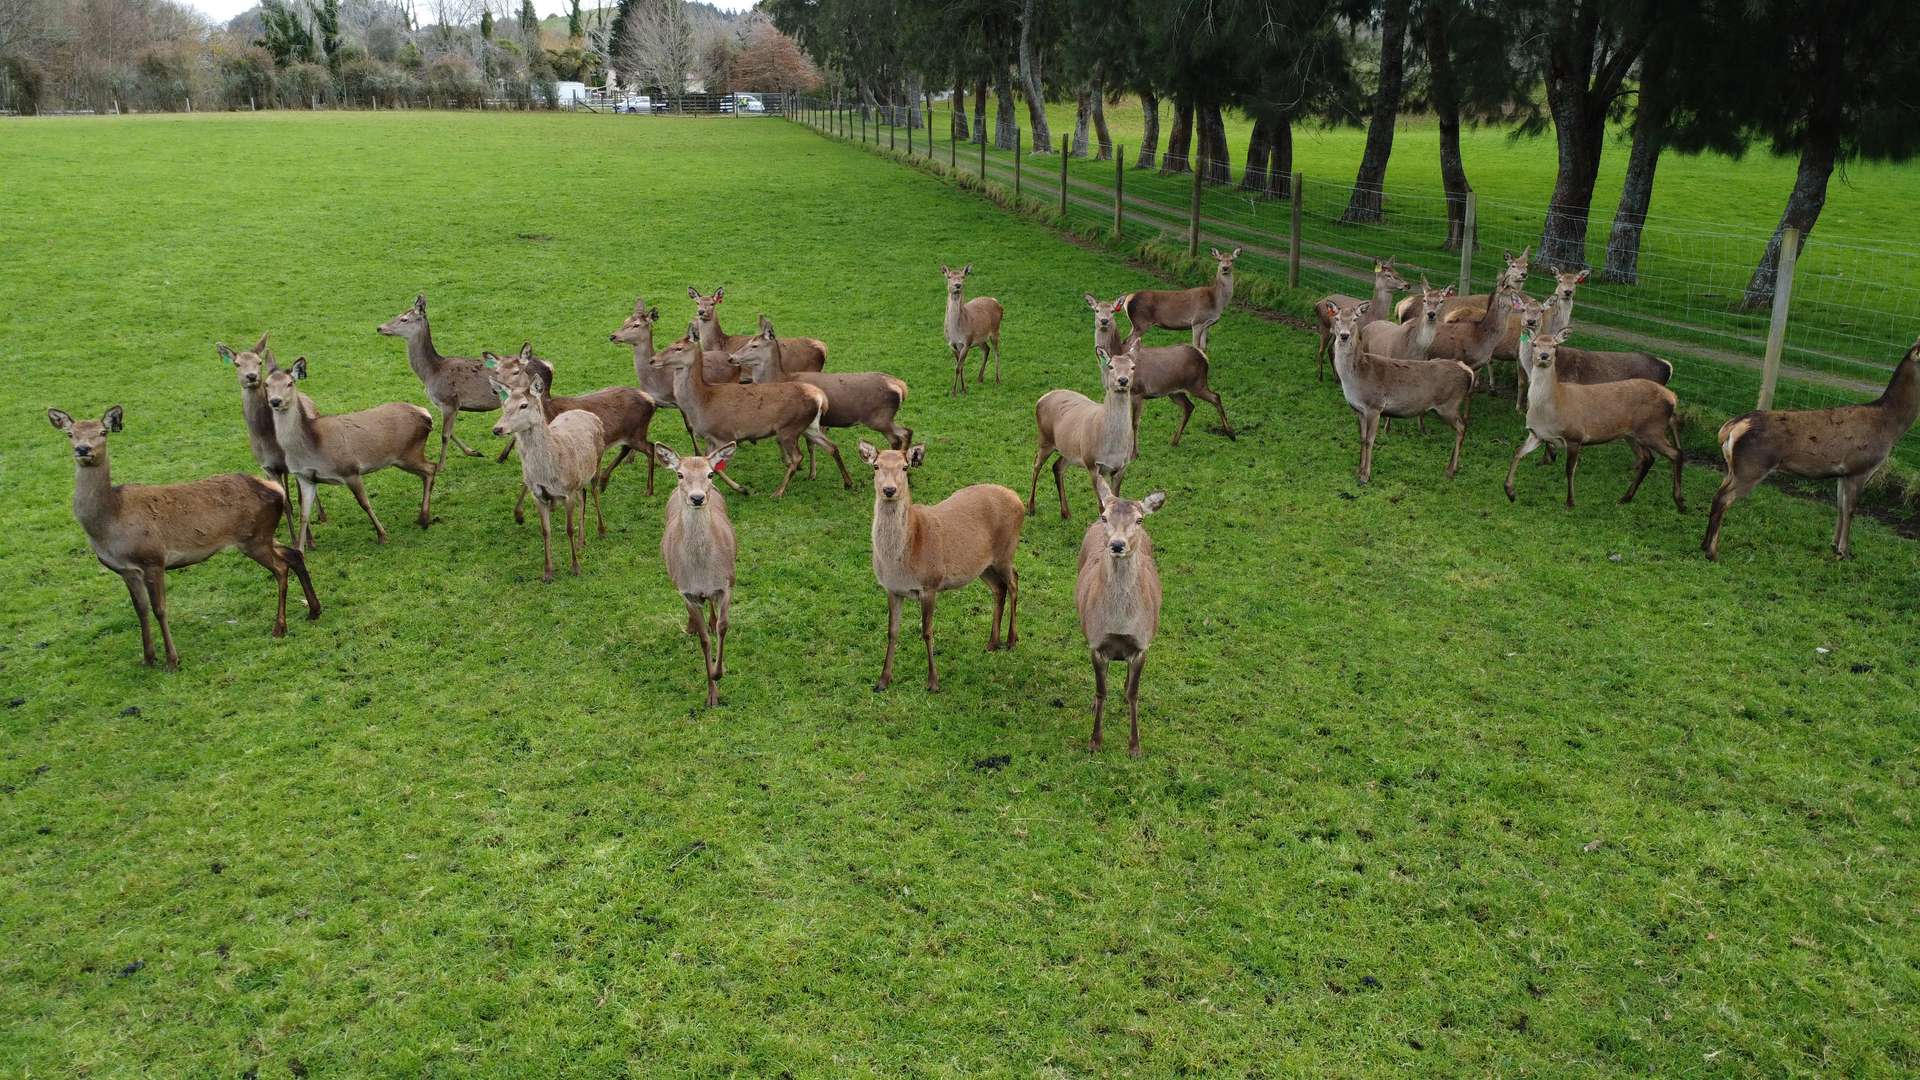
[1025,445,1053,515]
[950,344,967,397]
[590,476,607,537]
[514,484,530,525]
[679,411,702,453]
[1562,442,1583,508]
[242,538,291,638]
[272,469,298,546]
[645,442,656,495]
[283,543,320,620]
[809,428,854,489]
[888,421,912,451]
[684,595,717,706]
[713,589,730,679]
[537,496,556,583]
[1053,457,1070,519]
[565,492,583,575]
[1417,416,1429,436]
[771,436,803,498]
[1169,393,1195,446]
[144,566,178,671]
[1125,652,1146,757]
[599,444,634,493]
[495,434,516,464]
[977,342,992,386]
[1197,385,1233,439]
[1316,331,1329,382]
[875,592,902,691]
[1504,432,1543,501]
[1003,563,1018,648]
[445,408,482,458]
[806,439,817,480]
[1443,408,1465,480]
[983,567,1006,651]
[119,568,156,667]
[1835,473,1868,559]
[920,592,940,692]
[993,332,1002,383]
[343,474,388,544]
[1129,391,1144,447]
[1089,654,1108,752]
[1702,467,1765,560]
[295,475,318,551]
[1359,411,1380,484]
[413,460,435,529]
[1621,442,1655,503]
[1665,438,1687,513]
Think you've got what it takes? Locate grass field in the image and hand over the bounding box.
[3,111,1919,1075]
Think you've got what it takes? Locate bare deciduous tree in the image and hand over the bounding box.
[618,0,692,104]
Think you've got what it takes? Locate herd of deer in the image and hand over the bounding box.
[44,243,1918,748]
[1312,248,1920,560]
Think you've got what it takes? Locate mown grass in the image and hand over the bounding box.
[2,111,1918,1076]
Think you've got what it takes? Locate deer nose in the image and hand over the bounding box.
[689,492,706,506]
[609,333,619,342]
[1109,540,1126,555]
[268,397,284,408]
[73,445,91,457]
[881,485,898,499]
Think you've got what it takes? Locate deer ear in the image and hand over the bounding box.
[291,357,308,380]
[940,264,950,275]
[686,323,700,341]
[647,307,659,321]
[519,341,534,360]
[1442,285,1457,298]
[1095,347,1112,368]
[103,405,124,432]
[1141,491,1167,515]
[413,294,426,312]
[1573,269,1589,284]
[713,286,725,301]
[707,441,737,468]
[1083,292,1099,310]
[491,379,509,401]
[483,353,500,369]
[47,408,73,431]
[759,315,774,337]
[1230,246,1241,258]
[857,440,879,465]
[217,343,236,364]
[905,444,926,468]
[632,296,648,316]
[252,331,269,353]
[961,263,972,276]
[687,285,701,300]
[652,442,680,469]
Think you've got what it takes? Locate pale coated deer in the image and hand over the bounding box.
[265,358,438,550]
[1027,346,1138,519]
[1086,294,1233,445]
[1076,476,1166,757]
[1359,276,1453,361]
[490,370,608,582]
[486,344,658,513]
[1316,258,1408,380]
[217,332,325,543]
[1121,245,1239,352]
[860,442,1024,693]
[941,263,1004,395]
[1503,329,1685,511]
[689,286,827,377]
[48,406,320,669]
[656,441,738,706]
[1328,302,1475,483]
[376,293,502,467]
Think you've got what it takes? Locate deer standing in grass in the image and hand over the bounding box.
[1503,329,1685,511]
[487,344,657,512]
[218,333,325,543]
[650,325,848,496]
[1076,477,1166,757]
[266,358,437,549]
[1702,340,1920,561]
[1360,277,1454,361]
[1424,279,1524,391]
[1028,346,1138,519]
[941,263,1004,395]
[1315,258,1408,379]
[1395,247,1530,322]
[689,286,827,377]
[1328,302,1475,483]
[491,370,608,582]
[1086,294,1233,445]
[730,315,913,467]
[376,293,502,467]
[611,296,729,449]
[861,442,1024,693]
[48,406,320,669]
[656,441,738,706]
[1121,246,1239,352]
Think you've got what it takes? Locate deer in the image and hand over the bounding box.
[1503,329,1685,511]
[490,369,608,582]
[1121,245,1239,352]
[376,293,502,467]
[689,286,827,377]
[941,263,1004,395]
[1424,279,1524,391]
[611,295,731,449]
[1076,476,1166,757]
[1499,267,1590,388]
[1315,258,1408,380]
[1327,302,1475,484]
[264,357,438,550]
[648,324,848,497]
[729,315,912,468]
[1027,346,1138,520]
[1395,247,1530,322]
[217,332,326,543]
[860,441,1024,693]
[1359,276,1454,362]
[48,406,320,670]
[1702,340,1920,561]
[655,441,738,707]
[1086,294,1233,445]
[486,344,657,514]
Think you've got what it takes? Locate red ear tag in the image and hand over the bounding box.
[713,458,727,472]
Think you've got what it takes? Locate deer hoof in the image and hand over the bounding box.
[872,677,891,693]
[1128,743,1143,758]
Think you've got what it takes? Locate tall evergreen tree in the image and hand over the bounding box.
[1342,0,1410,221]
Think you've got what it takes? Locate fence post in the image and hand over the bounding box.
[861,109,866,143]
[1188,163,1203,257]
[906,111,912,155]
[1458,191,1477,297]
[1059,135,1069,217]
[950,120,957,169]
[1757,226,1800,410]
[1014,136,1021,200]
[980,128,987,181]
[1289,172,1303,288]
[890,107,896,151]
[1113,147,1124,239]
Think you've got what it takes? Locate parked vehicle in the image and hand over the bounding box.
[615,95,652,114]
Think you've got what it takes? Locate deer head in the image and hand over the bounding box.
[263,357,313,412]
[940,263,973,299]
[1095,344,1137,394]
[490,367,550,438]
[217,332,274,390]
[727,316,781,376]
[377,293,428,337]
[1416,277,1456,328]
[1373,258,1409,292]
[1528,328,1570,378]
[1210,246,1242,281]
[610,297,661,345]
[1330,301,1366,348]
[1552,268,1589,305]
[688,286,724,328]
[483,342,540,388]
[649,324,705,372]
[655,442,737,508]
[48,406,122,468]
[858,441,925,504]
[1501,247,1532,290]
[1090,484,1166,560]
[1084,293,1125,338]
[1508,292,1548,338]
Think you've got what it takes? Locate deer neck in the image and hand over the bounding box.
[270,399,323,461]
[1085,545,1151,627]
[870,494,923,580]
[629,330,655,383]
[1369,277,1396,319]
[669,492,729,556]
[1213,267,1234,307]
[944,291,968,338]
[673,355,716,425]
[70,452,120,534]
[240,382,277,444]
[1878,356,1920,431]
[1545,294,1575,335]
[699,314,727,351]
[404,323,444,376]
[1099,380,1134,463]
[513,413,560,483]
[1409,315,1439,356]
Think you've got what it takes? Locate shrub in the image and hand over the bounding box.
[423,54,484,108]
[278,61,334,109]
[217,46,277,110]
[131,43,199,111]
[1,54,46,115]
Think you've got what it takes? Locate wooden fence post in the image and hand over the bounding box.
[1458,191,1477,297]
[1289,172,1303,288]
[1188,162,1203,257]
[1014,136,1021,200]
[980,128,987,180]
[1113,147,1124,239]
[1059,135,1069,217]
[1757,226,1801,410]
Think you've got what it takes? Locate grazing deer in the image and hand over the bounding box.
[265,358,438,550]
[487,344,657,510]
[1086,295,1233,445]
[1076,477,1166,756]
[217,332,326,542]
[1503,329,1685,511]
[649,324,848,497]
[48,406,320,669]
[730,316,912,471]
[656,441,738,706]
[376,293,501,467]
[1028,346,1138,519]
[1122,246,1239,352]
[1396,247,1530,322]
[941,263,1004,395]
[1703,340,1920,561]
[860,442,1023,692]
[1315,258,1408,379]
[1359,276,1454,361]
[491,370,608,581]
[1328,302,1475,483]
[689,286,827,377]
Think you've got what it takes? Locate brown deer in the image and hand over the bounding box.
[265,357,438,550]
[486,344,658,511]
[1315,258,1408,380]
[941,263,1004,395]
[1703,340,1920,561]
[1396,247,1530,322]
[1028,346,1138,519]
[1493,267,1588,377]
[491,370,608,581]
[1086,294,1233,445]
[1359,277,1454,361]
[611,295,732,452]
[1122,246,1239,352]
[1328,302,1475,483]
[689,286,827,377]
[1503,329,1685,511]
[860,441,1024,693]
[656,441,738,706]
[649,324,848,497]
[1076,476,1166,757]
[729,316,912,467]
[376,293,501,467]
[217,332,325,543]
[48,406,320,669]
[1424,279,1523,390]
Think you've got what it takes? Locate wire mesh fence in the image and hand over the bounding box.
[792,94,1920,472]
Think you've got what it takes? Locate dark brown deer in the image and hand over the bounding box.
[48,406,320,669]
[1076,476,1166,756]
[656,441,738,706]
[941,264,1005,395]
[1703,341,1920,560]
[689,286,827,376]
[376,293,501,467]
[1121,246,1239,351]
[265,358,438,549]
[1086,295,1233,445]
[217,332,325,543]
[729,316,912,464]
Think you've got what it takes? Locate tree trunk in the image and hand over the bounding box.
[992,68,1018,150]
[1198,102,1230,183]
[1537,97,1606,270]
[1136,91,1159,168]
[1160,98,1192,174]
[906,73,923,128]
[1600,119,1662,282]
[1742,129,1836,309]
[1091,80,1112,160]
[973,78,987,143]
[1272,115,1293,198]
[1017,0,1052,151]
[1343,0,1409,222]
[1241,116,1273,193]
[1071,87,1091,156]
[1425,1,1471,250]
[952,79,968,139]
